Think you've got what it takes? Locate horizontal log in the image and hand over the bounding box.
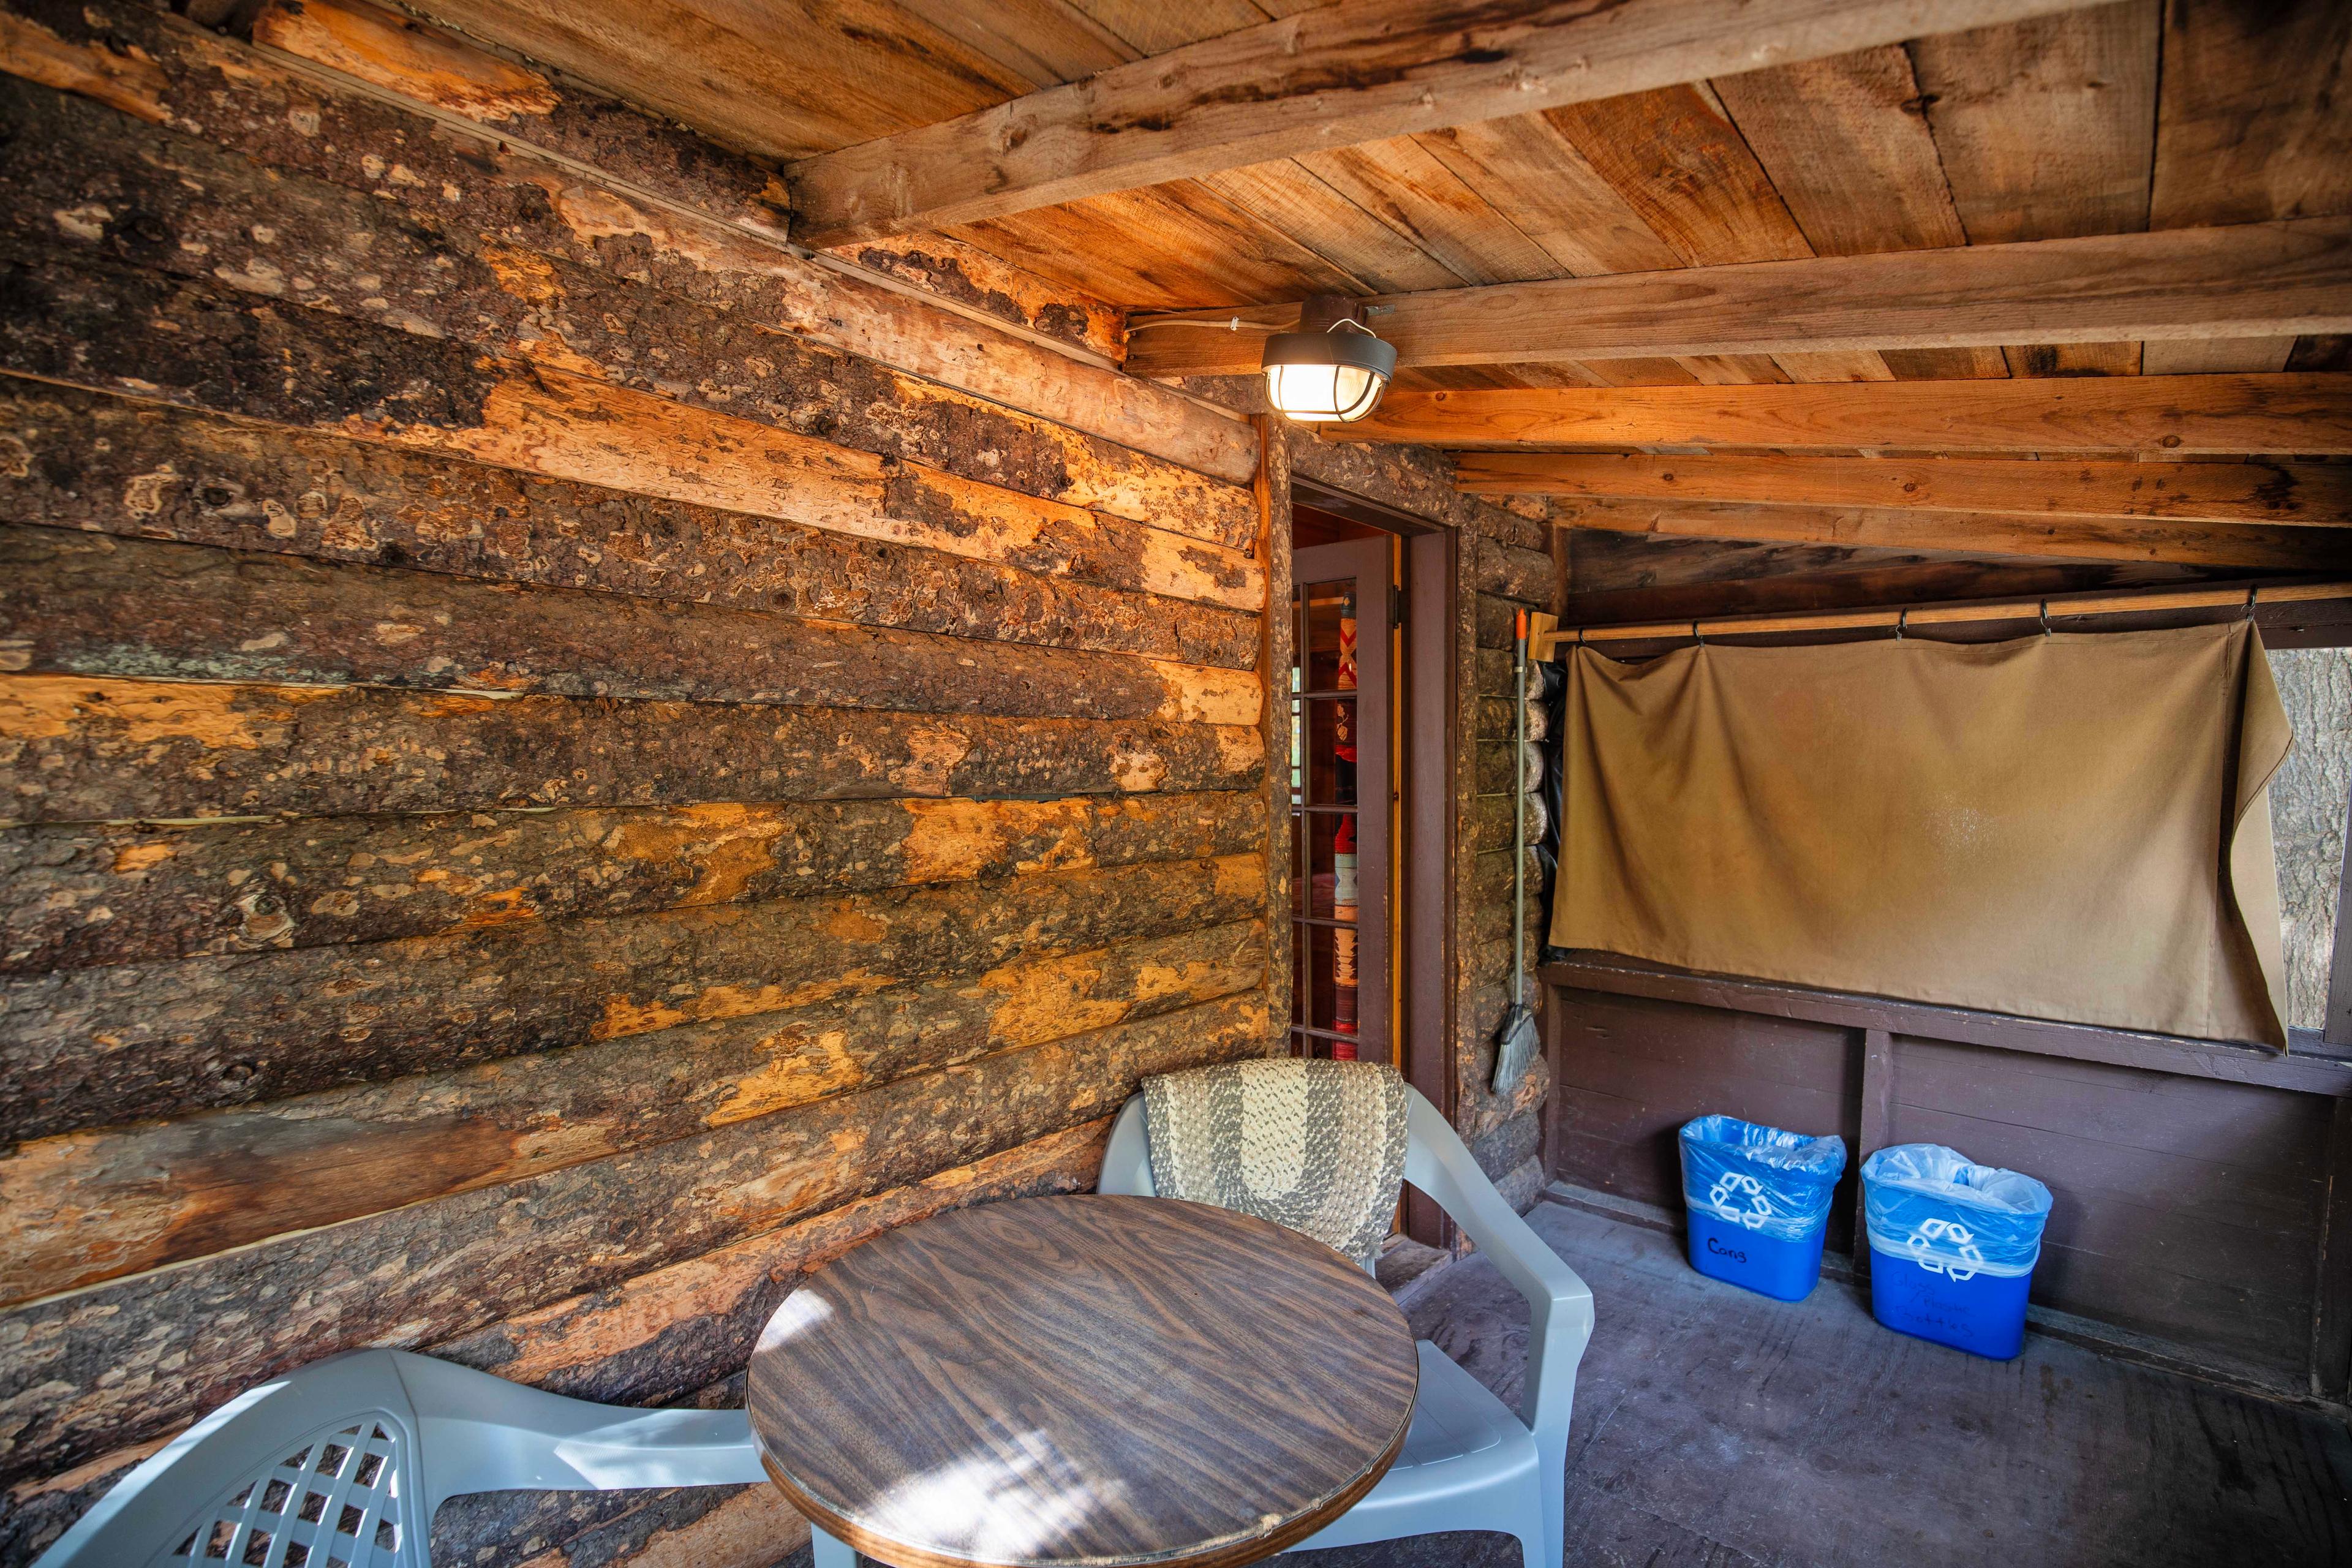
[783,0,2097,246]
[822,232,1125,366]
[1471,538,1556,604]
[0,992,1272,1486]
[1560,497,2352,570]
[0,0,1254,481]
[0,250,1265,612]
[1340,374,2352,455]
[0,74,1247,545]
[503,1483,810,1568]
[1463,453,2352,526]
[0,671,1264,828]
[437,1117,1113,1405]
[1128,219,2352,376]
[0,851,1266,1139]
[0,526,1260,725]
[0,384,1257,670]
[0,920,1264,1302]
[0,791,1265,972]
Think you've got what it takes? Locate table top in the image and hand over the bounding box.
[748,1194,1420,1568]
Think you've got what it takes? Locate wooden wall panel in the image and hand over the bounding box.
[1545,972,2349,1391]
[1885,1037,2333,1376]
[0,7,1281,1565]
[1547,988,1862,1251]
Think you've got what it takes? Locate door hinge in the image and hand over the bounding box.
[1390,582,1404,629]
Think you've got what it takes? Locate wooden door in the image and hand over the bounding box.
[1291,539,1392,1065]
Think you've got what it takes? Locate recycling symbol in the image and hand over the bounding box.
[1708,1170,1775,1231]
[1904,1216,1985,1283]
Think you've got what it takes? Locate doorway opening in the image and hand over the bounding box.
[1288,483,1458,1245]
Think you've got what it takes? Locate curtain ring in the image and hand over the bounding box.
[2245,585,2260,621]
[2039,600,2051,635]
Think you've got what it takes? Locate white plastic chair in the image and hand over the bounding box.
[820,1088,1593,1568]
[32,1348,767,1567]
[1086,1087,1594,1568]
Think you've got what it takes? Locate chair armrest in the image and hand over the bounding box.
[1402,1093,1594,1438]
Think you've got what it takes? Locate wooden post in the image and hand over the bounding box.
[2311,1095,2352,1400]
[1855,1028,1897,1273]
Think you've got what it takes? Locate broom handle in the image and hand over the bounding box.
[1513,608,1528,1009]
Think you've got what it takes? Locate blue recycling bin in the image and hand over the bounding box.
[1862,1144,2054,1360]
[1678,1115,1847,1302]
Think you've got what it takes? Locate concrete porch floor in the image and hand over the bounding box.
[1300,1199,2352,1568]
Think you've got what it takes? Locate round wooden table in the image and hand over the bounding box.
[748,1194,1420,1568]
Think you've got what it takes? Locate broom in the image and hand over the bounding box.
[1491,608,1541,1093]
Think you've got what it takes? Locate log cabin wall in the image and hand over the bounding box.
[0,2,1330,1562]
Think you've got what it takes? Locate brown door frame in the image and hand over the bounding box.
[1292,478,1460,1248]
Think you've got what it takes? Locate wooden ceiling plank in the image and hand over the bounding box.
[1338,374,2352,454]
[1197,160,1464,294]
[2147,0,2352,232]
[1544,82,1898,384]
[410,0,1022,159]
[882,0,1142,90]
[1122,219,2352,376]
[1412,114,1683,277]
[1061,0,1278,55]
[1708,43,2008,382]
[949,181,1369,309]
[1292,137,1564,287]
[1909,0,2160,376]
[2141,339,2299,377]
[785,0,2115,247]
[1458,453,2352,527]
[1557,496,2352,571]
[2146,0,2352,379]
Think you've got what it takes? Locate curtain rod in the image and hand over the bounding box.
[1529,580,2352,660]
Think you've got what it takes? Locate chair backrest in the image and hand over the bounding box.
[34,1351,766,1568]
[1101,1082,1488,1268]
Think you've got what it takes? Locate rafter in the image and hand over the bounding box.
[784,0,2107,248]
[1124,219,2352,377]
[1555,497,2352,570]
[1460,453,2352,526]
[1335,374,2352,454]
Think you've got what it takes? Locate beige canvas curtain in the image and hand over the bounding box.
[1548,623,2293,1048]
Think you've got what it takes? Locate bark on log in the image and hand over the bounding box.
[0,384,1257,670]
[0,920,1264,1302]
[435,1118,1113,1405]
[0,674,1266,824]
[0,791,1266,972]
[0,991,1271,1487]
[0,526,1261,726]
[0,250,1264,611]
[0,74,1248,545]
[1471,536,1558,604]
[0,0,1255,483]
[0,851,1267,1138]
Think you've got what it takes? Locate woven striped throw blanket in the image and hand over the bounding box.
[1141,1058,1411,1270]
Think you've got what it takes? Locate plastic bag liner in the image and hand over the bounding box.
[1861,1144,2054,1280]
[1678,1115,1847,1243]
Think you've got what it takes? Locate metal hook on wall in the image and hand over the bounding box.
[2039,600,2052,635]
[1894,608,1909,641]
[2245,585,2260,622]
[1691,619,1704,646]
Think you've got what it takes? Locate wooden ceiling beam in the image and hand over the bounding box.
[784,0,2109,248]
[1556,497,2352,571]
[1460,453,2352,526]
[1335,374,2352,454]
[1124,219,2352,377]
